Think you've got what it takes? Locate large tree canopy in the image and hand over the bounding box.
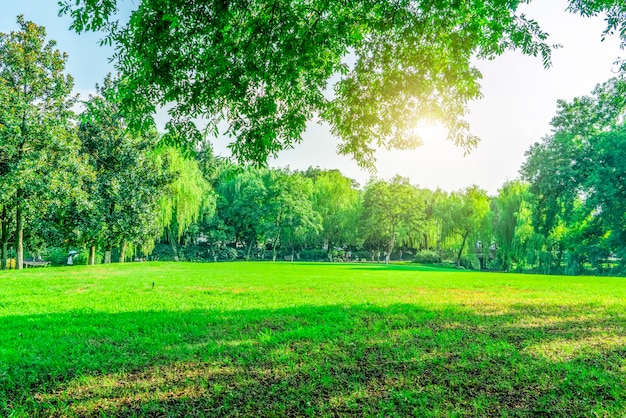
[0,16,81,269]
[58,0,625,167]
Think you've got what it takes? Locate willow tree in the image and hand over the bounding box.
[0,17,80,269]
[492,180,529,271]
[307,169,361,261]
[215,166,268,259]
[156,145,215,260]
[438,186,492,267]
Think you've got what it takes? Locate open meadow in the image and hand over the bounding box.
[1,262,626,416]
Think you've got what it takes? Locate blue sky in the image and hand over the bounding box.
[2,1,623,193]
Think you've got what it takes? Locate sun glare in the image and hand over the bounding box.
[411,122,449,145]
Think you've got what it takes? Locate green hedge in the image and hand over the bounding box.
[413,250,442,264]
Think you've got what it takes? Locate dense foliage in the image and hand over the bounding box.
[58,0,626,167]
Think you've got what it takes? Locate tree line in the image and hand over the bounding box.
[2,18,626,275]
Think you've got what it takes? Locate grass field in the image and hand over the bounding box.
[1,262,626,417]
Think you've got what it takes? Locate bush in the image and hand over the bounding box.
[299,249,328,261]
[152,243,176,261]
[459,255,480,270]
[413,250,441,264]
[181,245,212,262]
[217,247,238,261]
[42,247,73,265]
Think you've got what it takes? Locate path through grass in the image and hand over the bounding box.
[1,262,626,416]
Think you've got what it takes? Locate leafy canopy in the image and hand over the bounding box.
[60,0,618,168]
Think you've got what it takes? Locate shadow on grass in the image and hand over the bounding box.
[2,303,626,416]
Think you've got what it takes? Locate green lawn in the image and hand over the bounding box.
[1,262,626,417]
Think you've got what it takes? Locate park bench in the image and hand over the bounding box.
[23,260,50,268]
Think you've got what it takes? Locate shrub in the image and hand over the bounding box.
[459,255,479,270]
[299,249,327,261]
[413,250,441,264]
[42,247,72,265]
[181,245,212,262]
[217,247,238,261]
[152,243,176,261]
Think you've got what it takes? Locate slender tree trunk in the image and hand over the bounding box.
[1,206,7,270]
[16,203,23,270]
[104,245,112,264]
[272,228,281,262]
[1,242,6,270]
[168,228,179,261]
[456,233,468,267]
[89,245,96,265]
[386,234,395,265]
[291,247,295,262]
[119,241,127,263]
[246,239,254,261]
[272,242,278,262]
[327,239,333,262]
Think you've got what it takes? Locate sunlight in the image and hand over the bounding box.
[409,122,449,146]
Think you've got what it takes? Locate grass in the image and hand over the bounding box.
[1,262,626,417]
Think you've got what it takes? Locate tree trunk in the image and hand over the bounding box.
[386,234,395,265]
[16,204,23,270]
[456,233,468,267]
[169,228,179,261]
[104,245,112,264]
[119,241,127,263]
[1,242,6,270]
[89,245,96,265]
[246,239,254,261]
[272,229,281,262]
[1,206,7,270]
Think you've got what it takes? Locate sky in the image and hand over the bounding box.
[1,0,623,194]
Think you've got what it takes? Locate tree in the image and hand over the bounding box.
[361,176,422,264]
[306,169,361,260]
[215,165,268,259]
[61,0,618,167]
[156,145,215,260]
[260,170,321,262]
[0,17,81,269]
[522,76,626,273]
[77,75,166,263]
[438,186,491,267]
[492,181,529,271]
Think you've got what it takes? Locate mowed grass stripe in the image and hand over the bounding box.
[1,262,625,416]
